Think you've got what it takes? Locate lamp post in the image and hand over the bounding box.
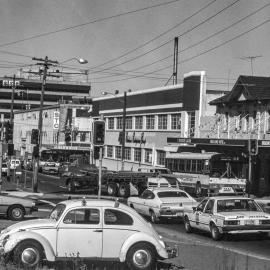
[102,90,130,171]
[32,56,88,192]
[60,58,88,65]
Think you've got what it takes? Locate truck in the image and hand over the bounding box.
[62,170,158,197]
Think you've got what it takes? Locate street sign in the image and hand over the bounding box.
[53,111,59,130]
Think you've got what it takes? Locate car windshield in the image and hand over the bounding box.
[49,203,66,221]
[157,191,188,198]
[217,199,260,212]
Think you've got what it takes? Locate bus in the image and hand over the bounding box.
[165,152,247,196]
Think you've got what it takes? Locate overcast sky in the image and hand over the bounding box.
[0,0,270,96]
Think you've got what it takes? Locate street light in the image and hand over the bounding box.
[60,58,88,65]
[102,90,131,171]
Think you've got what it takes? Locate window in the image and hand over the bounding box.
[158,115,167,130]
[80,132,86,142]
[197,199,208,212]
[146,115,155,130]
[135,116,143,129]
[107,145,113,158]
[187,111,196,137]
[204,200,214,213]
[115,146,122,159]
[125,117,133,129]
[157,191,188,198]
[63,208,100,224]
[171,114,181,130]
[104,209,133,225]
[156,150,165,166]
[141,190,155,199]
[144,149,152,163]
[134,148,141,162]
[124,147,131,160]
[116,117,123,129]
[108,118,114,130]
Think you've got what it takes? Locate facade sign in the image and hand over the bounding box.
[167,137,247,146]
[53,111,60,130]
[0,80,20,87]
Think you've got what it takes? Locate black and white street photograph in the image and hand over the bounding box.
[0,0,270,269]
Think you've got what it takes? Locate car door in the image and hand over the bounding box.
[191,198,208,230]
[139,190,155,216]
[131,190,151,214]
[199,199,214,231]
[102,207,136,259]
[56,207,102,258]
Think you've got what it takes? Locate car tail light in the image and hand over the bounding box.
[224,220,240,225]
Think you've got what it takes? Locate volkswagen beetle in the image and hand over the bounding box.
[0,198,177,269]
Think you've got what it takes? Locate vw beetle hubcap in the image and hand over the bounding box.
[133,249,151,267]
[21,248,38,265]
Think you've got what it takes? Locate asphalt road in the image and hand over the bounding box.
[1,171,270,270]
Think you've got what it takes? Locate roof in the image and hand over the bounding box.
[60,198,124,208]
[210,75,270,105]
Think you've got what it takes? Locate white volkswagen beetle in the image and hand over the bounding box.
[0,198,177,269]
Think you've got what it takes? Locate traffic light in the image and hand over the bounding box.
[7,143,14,156]
[65,132,71,143]
[31,129,39,145]
[248,139,258,156]
[33,145,39,158]
[4,121,13,143]
[94,146,100,160]
[93,120,105,146]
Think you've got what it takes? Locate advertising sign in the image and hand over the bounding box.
[53,111,59,130]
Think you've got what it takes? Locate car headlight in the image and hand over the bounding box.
[31,202,36,207]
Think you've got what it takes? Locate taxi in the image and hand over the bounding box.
[183,189,270,240]
[0,198,177,269]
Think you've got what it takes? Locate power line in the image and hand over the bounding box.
[93,0,240,75]
[91,18,270,84]
[0,0,182,48]
[91,0,217,69]
[92,1,270,80]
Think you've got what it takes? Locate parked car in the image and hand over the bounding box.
[1,163,8,176]
[127,187,197,223]
[41,163,59,175]
[183,196,270,240]
[0,198,177,269]
[0,193,37,221]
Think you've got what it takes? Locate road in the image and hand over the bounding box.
[1,171,270,270]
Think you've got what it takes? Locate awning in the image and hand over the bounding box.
[166,152,220,160]
[164,144,196,153]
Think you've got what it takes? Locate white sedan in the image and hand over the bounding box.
[0,198,177,269]
[127,187,197,223]
[183,196,270,240]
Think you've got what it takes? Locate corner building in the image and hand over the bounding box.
[92,71,226,171]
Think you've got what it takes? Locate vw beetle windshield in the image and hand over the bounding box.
[49,203,66,221]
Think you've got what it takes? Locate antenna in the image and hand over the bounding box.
[239,55,262,76]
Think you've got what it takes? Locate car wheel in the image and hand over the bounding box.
[126,243,156,270]
[210,224,222,241]
[118,183,130,198]
[184,216,192,233]
[7,205,25,221]
[150,210,159,224]
[67,181,75,193]
[107,183,118,196]
[14,240,44,269]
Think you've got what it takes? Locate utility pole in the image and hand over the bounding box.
[0,114,4,192]
[239,55,262,76]
[172,37,179,85]
[121,91,127,171]
[32,56,58,192]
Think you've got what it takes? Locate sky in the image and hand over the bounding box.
[0,0,270,97]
